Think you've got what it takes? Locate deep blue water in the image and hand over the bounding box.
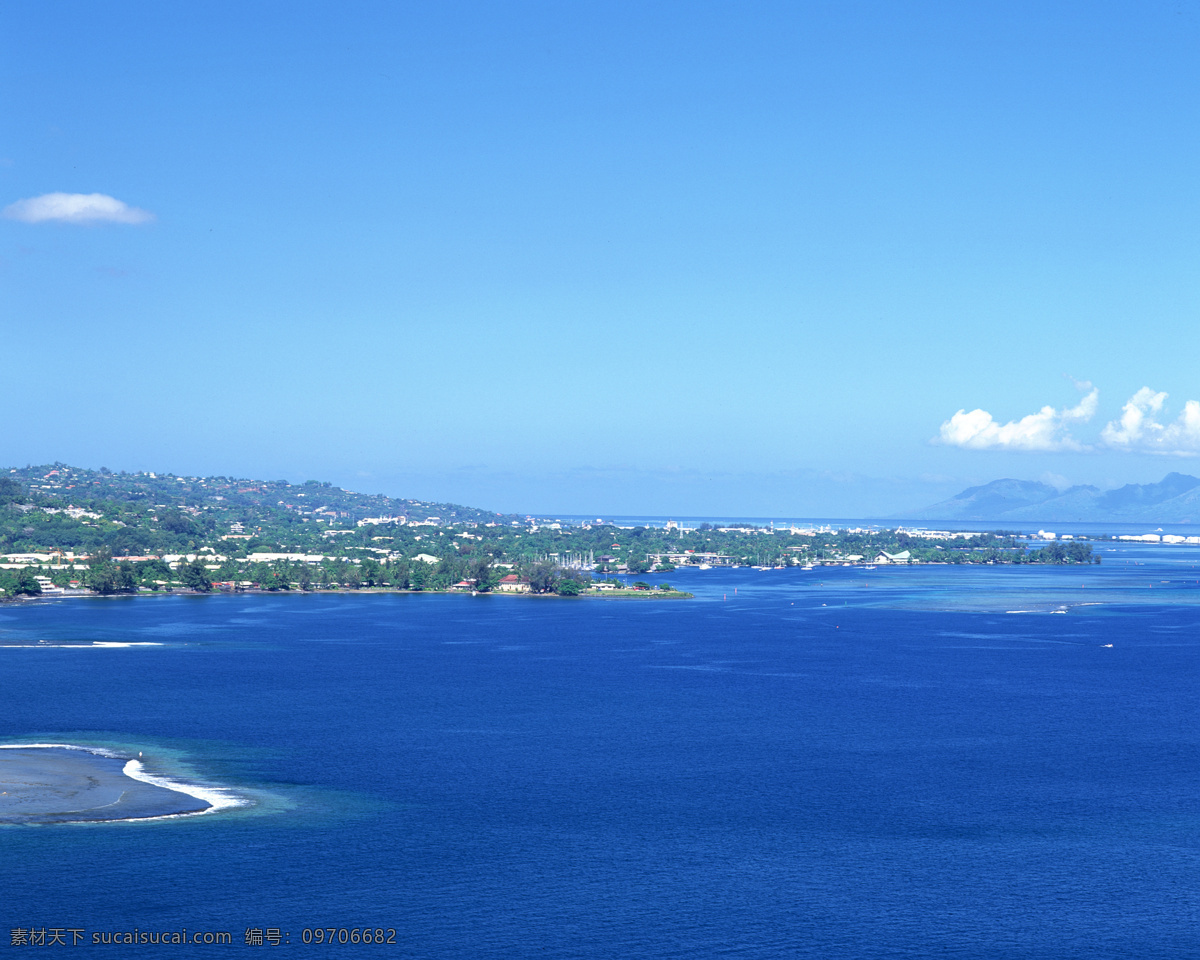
[4,552,1200,957]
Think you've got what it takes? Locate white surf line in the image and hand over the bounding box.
[0,742,124,757]
[0,642,163,648]
[1,743,251,820]
[121,759,250,815]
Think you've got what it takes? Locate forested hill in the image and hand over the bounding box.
[1,463,517,556]
[1,460,1101,586]
[1,462,1102,600]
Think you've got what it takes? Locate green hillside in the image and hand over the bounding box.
[1,463,1094,599]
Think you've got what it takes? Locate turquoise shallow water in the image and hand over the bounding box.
[2,547,1200,957]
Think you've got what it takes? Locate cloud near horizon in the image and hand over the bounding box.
[1100,387,1200,456]
[939,385,1200,456]
[3,192,154,225]
[937,385,1098,452]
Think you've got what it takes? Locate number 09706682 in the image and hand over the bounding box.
[301,928,397,945]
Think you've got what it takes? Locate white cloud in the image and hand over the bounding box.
[1100,387,1200,456]
[1039,472,1072,490]
[3,192,154,225]
[937,385,1098,452]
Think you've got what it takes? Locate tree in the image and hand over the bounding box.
[13,568,42,597]
[554,578,582,596]
[179,558,212,592]
[135,558,173,590]
[387,560,410,589]
[159,509,198,537]
[0,478,24,505]
[249,561,272,586]
[116,561,137,592]
[554,568,591,596]
[469,556,496,592]
[430,556,463,591]
[1068,542,1095,563]
[85,548,133,595]
[525,560,558,594]
[360,559,382,587]
[259,563,290,591]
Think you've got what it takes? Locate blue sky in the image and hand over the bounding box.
[3,1,1199,517]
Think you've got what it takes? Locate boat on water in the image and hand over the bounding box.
[801,564,815,571]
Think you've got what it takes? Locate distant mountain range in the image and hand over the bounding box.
[907,472,1200,524]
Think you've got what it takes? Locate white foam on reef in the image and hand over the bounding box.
[0,642,162,648]
[1,743,251,821]
[122,759,250,816]
[0,742,124,758]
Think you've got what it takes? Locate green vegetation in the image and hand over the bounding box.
[0,463,1097,600]
[0,567,42,598]
[1023,541,1096,564]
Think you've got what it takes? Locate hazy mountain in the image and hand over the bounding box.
[907,473,1200,523]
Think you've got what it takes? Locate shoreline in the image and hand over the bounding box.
[3,586,696,604]
[0,744,247,825]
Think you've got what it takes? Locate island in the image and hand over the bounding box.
[1,463,1101,602]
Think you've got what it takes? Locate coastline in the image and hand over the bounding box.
[3,585,696,604]
[0,744,246,824]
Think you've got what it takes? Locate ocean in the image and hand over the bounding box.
[3,543,1200,957]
